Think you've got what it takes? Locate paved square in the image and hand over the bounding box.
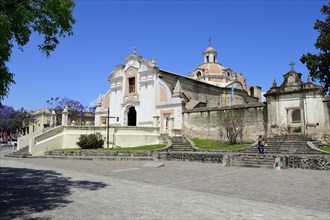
[1,147,329,219]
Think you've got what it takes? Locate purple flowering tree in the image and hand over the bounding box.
[47,97,91,125]
[0,105,34,139]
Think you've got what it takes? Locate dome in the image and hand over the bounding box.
[198,63,224,75]
[203,46,217,56]
[205,46,215,52]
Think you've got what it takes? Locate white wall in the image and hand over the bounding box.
[29,126,161,156]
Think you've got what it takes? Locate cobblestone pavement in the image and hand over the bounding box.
[1,147,329,220]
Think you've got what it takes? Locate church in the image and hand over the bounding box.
[95,46,262,134]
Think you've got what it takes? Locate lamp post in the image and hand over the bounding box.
[107,108,110,148]
[106,107,116,148]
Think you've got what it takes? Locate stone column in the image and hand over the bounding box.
[50,110,56,127]
[62,108,69,126]
[153,116,160,127]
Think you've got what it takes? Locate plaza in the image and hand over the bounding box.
[1,147,329,220]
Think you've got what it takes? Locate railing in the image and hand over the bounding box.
[34,126,64,144]
[18,130,43,150]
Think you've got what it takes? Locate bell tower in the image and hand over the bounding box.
[202,39,217,63]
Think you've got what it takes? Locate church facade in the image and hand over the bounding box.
[95,46,261,135]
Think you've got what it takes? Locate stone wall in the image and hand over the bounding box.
[158,152,330,170]
[182,103,267,143]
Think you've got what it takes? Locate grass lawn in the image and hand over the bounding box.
[53,144,166,152]
[192,138,251,151]
[320,146,330,152]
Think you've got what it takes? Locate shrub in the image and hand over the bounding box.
[292,127,302,133]
[77,133,104,149]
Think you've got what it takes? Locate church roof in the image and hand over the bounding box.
[197,63,225,75]
[204,46,216,53]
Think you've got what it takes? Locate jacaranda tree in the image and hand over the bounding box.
[0,105,34,139]
[47,97,86,125]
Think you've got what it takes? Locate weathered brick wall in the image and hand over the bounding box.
[182,103,267,143]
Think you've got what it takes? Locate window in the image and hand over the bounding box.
[292,109,301,122]
[101,117,107,126]
[206,55,209,62]
[196,71,202,77]
[129,77,135,93]
[250,87,255,96]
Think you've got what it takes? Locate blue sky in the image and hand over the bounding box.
[3,0,327,111]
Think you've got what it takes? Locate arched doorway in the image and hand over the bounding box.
[127,106,137,126]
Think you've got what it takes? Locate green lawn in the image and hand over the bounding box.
[320,146,330,152]
[53,144,166,152]
[192,138,251,151]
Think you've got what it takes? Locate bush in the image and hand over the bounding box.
[292,127,302,133]
[76,133,104,149]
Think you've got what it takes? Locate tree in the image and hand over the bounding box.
[52,97,84,115]
[300,2,330,94]
[0,105,34,139]
[219,109,243,144]
[47,97,86,125]
[0,0,76,104]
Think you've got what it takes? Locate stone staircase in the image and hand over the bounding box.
[229,134,328,168]
[169,136,193,152]
[240,134,324,155]
[5,146,32,158]
[230,154,275,169]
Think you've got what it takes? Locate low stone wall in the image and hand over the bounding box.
[47,150,155,157]
[158,152,330,170]
[159,152,224,163]
[288,155,329,170]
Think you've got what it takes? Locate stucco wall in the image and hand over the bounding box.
[182,103,267,143]
[29,125,161,156]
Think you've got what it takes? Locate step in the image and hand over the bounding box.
[32,156,154,161]
[231,163,274,169]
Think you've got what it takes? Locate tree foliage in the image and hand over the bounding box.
[300,2,330,94]
[47,97,85,125]
[219,109,243,145]
[0,105,34,138]
[53,97,85,115]
[0,0,75,104]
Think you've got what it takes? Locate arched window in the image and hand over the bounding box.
[292,109,301,122]
[196,71,202,77]
[250,87,255,96]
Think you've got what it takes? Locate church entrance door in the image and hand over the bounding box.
[127,106,137,126]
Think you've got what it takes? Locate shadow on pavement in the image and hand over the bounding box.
[0,166,108,220]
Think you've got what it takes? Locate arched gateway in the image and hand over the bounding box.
[127,106,137,126]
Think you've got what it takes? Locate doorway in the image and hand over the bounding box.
[127,106,137,126]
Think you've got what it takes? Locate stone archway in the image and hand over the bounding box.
[127,106,137,126]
